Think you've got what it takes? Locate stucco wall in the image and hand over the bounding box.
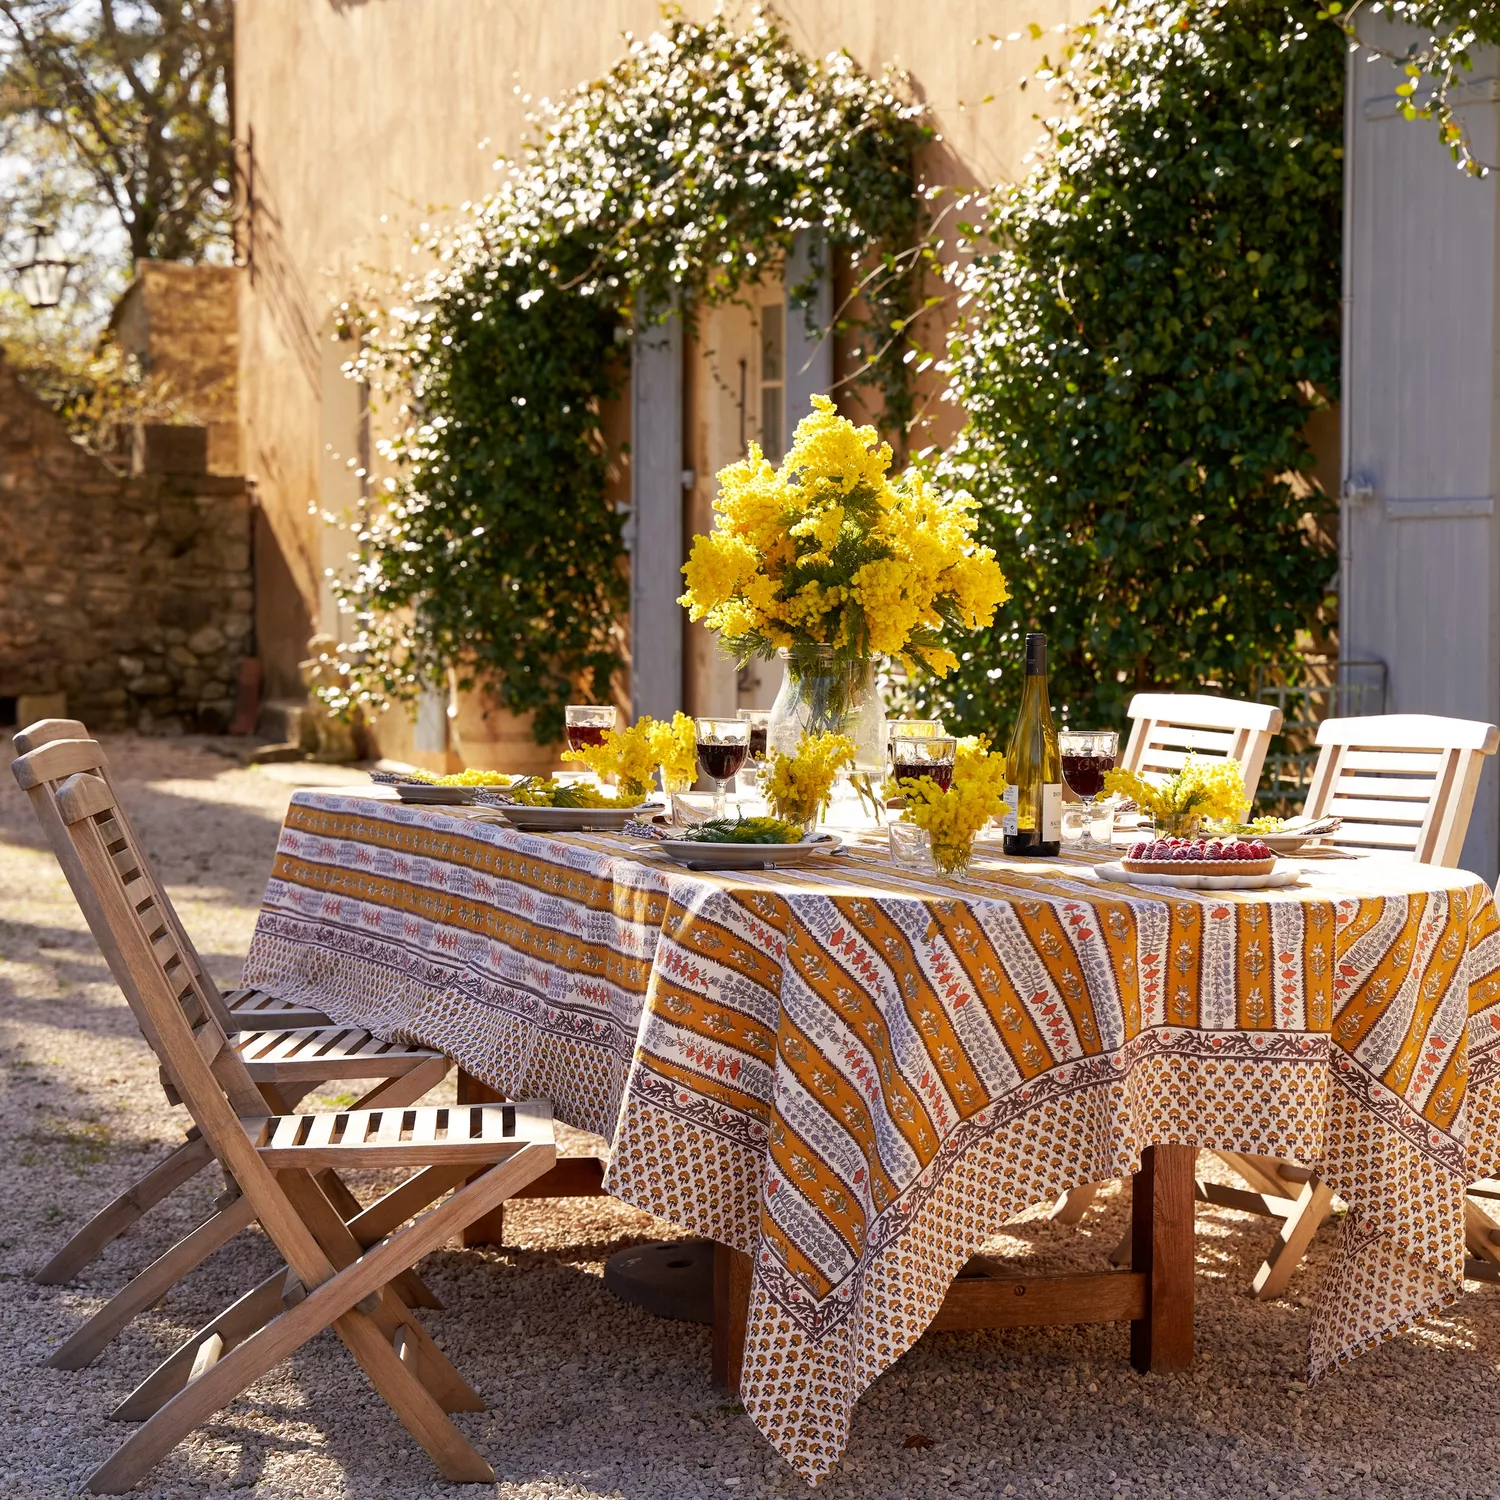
[113,262,242,475]
[231,0,1125,753]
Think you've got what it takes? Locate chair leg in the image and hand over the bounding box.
[48,1194,257,1369]
[1465,1197,1500,1268]
[112,1165,473,1421]
[1251,1175,1336,1299]
[91,1149,545,1493]
[1049,1183,1103,1223]
[35,1135,214,1285]
[276,1169,484,1413]
[314,1168,441,1310]
[111,1270,291,1421]
[92,1295,492,1491]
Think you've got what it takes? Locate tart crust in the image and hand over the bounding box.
[1120,857,1276,878]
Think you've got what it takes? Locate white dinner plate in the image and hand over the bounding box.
[396,784,474,805]
[641,832,843,871]
[489,801,662,832]
[1096,860,1302,892]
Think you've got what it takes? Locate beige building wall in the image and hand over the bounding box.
[236,0,1093,760]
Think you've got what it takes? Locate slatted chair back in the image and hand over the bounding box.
[50,768,328,1268]
[11,727,235,1036]
[13,748,263,1112]
[1121,693,1283,801]
[1302,714,1500,865]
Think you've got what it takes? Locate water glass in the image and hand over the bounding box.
[564,704,617,755]
[888,732,958,793]
[888,819,937,874]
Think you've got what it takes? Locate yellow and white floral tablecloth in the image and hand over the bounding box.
[244,792,1500,1482]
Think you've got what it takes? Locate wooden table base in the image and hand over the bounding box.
[452,1074,1195,1389]
[712,1144,1196,1393]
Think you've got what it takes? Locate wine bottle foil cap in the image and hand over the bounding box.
[1024,632,1047,675]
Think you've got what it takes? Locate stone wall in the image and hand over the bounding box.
[0,352,252,733]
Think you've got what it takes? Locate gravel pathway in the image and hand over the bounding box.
[2,734,1499,1498]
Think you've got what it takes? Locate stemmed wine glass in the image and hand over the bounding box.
[695,717,751,818]
[736,708,771,796]
[1059,728,1119,851]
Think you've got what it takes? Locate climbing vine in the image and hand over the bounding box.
[1331,1,1500,175]
[332,7,929,744]
[910,0,1344,737]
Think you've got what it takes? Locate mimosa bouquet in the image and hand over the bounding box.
[1103,755,1249,838]
[678,396,1010,683]
[647,711,698,792]
[763,732,855,828]
[561,717,663,802]
[889,739,1008,874]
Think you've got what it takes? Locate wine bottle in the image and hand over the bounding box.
[1002,632,1062,857]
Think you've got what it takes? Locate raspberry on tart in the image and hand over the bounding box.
[1120,834,1276,878]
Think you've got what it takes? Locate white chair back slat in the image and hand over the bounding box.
[1121,693,1284,802]
[1304,714,1500,866]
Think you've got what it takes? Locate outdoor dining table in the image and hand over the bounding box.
[243,789,1500,1483]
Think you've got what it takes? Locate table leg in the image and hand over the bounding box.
[712,1242,752,1394]
[457,1070,507,1248]
[1129,1144,1195,1372]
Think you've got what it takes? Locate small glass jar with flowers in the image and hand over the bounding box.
[762,732,855,833]
[1102,755,1250,839]
[886,739,1009,877]
[561,716,668,802]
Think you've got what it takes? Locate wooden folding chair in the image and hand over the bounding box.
[12,733,452,1362]
[1225,712,1500,1297]
[1050,692,1285,1227]
[1298,712,1500,864]
[45,763,557,1492]
[1117,692,1283,799]
[14,719,335,1031]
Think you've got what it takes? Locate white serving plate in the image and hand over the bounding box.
[488,801,662,833]
[1096,860,1301,892]
[396,783,474,805]
[642,832,843,871]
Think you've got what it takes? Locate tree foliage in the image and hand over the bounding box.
[336,8,929,745]
[0,0,232,267]
[911,0,1344,737]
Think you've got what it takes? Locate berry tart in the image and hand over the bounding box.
[1122,836,1276,878]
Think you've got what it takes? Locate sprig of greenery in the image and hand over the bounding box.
[912,0,1343,735]
[332,9,930,745]
[1326,2,1500,175]
[684,814,803,844]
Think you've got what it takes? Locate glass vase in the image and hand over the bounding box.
[766,646,886,774]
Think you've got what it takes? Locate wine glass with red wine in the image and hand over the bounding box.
[1059,729,1119,851]
[889,732,957,793]
[565,704,617,756]
[695,717,751,818]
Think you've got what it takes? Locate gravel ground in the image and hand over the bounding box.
[2,734,1500,1499]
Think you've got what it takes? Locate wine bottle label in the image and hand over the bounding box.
[1041,784,1062,841]
[1001,785,1018,836]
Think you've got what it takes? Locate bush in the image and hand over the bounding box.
[918,0,1344,734]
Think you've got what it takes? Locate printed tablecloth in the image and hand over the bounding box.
[245,792,1500,1482]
